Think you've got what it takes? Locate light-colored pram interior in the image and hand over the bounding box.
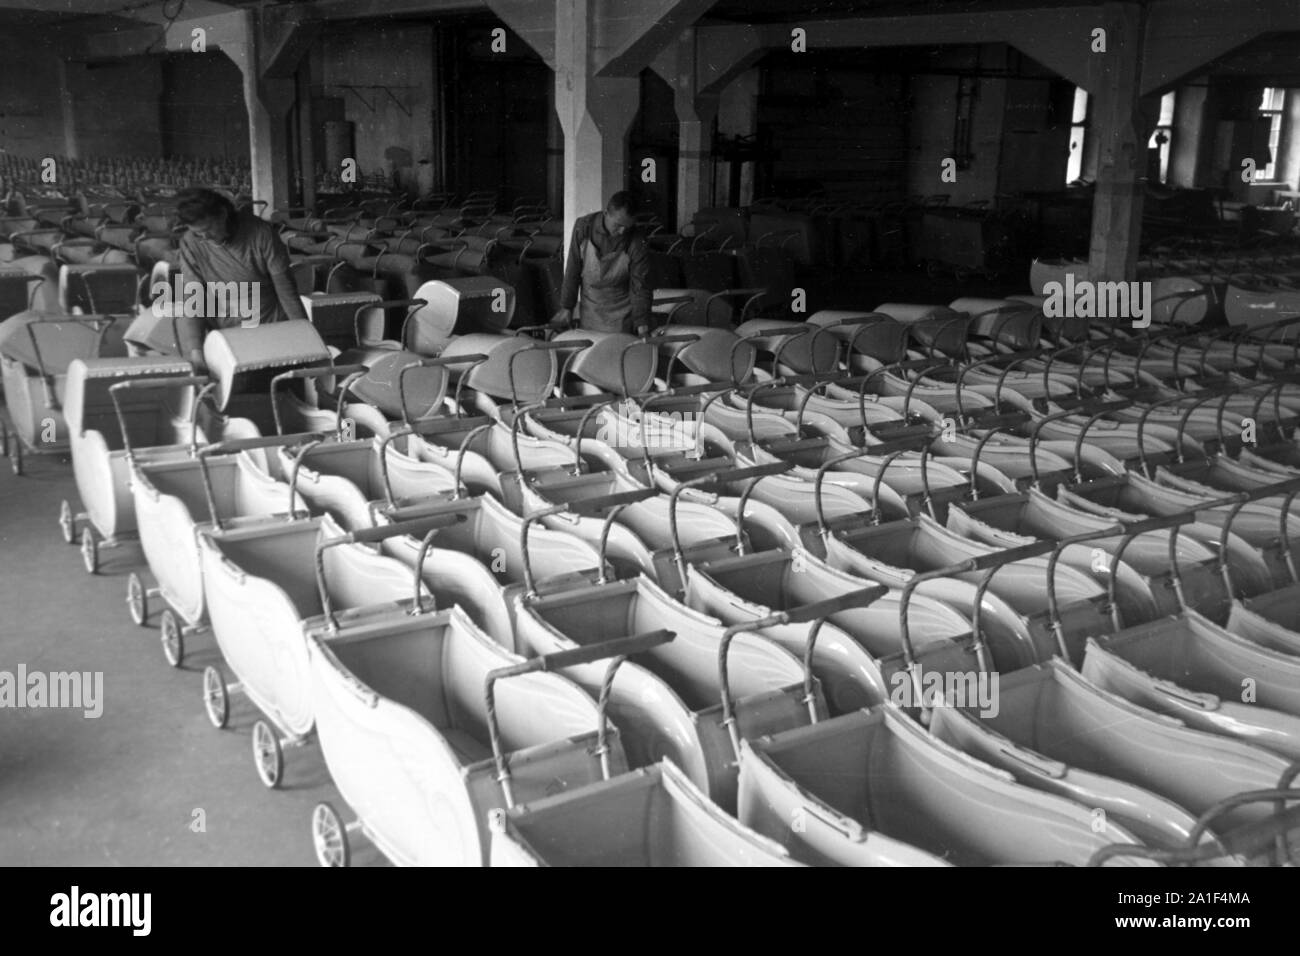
[326,616,596,764]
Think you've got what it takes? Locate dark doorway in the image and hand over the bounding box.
[443,21,550,205]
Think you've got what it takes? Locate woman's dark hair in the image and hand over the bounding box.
[606,191,638,215]
[175,187,238,226]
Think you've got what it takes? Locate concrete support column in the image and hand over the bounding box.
[1282,92,1300,191]
[718,69,760,206]
[660,27,717,229]
[245,76,295,215]
[545,81,564,216]
[296,62,316,212]
[555,0,639,250]
[222,10,295,216]
[676,93,718,228]
[1087,2,1146,282]
[1168,83,1208,189]
[57,58,79,161]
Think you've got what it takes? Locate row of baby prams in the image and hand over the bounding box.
[23,306,1300,866]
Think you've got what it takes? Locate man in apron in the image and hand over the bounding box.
[552,191,651,336]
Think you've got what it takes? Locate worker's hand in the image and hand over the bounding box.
[634,323,650,339]
[550,308,573,330]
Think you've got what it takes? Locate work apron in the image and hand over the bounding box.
[576,237,634,334]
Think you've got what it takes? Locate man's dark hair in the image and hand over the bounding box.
[175,187,238,226]
[606,191,638,215]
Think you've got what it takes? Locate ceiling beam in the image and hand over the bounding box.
[78,6,246,58]
[260,3,321,77]
[485,0,555,69]
[299,0,482,19]
[594,0,715,76]
[745,8,1102,90]
[26,0,238,22]
[1139,0,1300,94]
[694,22,765,96]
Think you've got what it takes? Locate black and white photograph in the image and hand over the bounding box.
[0,0,1297,910]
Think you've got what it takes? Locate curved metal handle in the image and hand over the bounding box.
[315,513,467,632]
[108,374,209,464]
[667,461,792,579]
[718,586,889,756]
[966,414,1030,501]
[196,431,325,529]
[506,337,592,408]
[270,363,368,436]
[814,446,877,535]
[1028,399,1127,488]
[484,629,676,807]
[572,488,658,583]
[395,352,488,425]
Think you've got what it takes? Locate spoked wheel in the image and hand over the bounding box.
[80,526,98,574]
[58,500,75,544]
[159,609,183,668]
[312,802,351,868]
[252,720,283,789]
[202,666,228,729]
[127,572,148,626]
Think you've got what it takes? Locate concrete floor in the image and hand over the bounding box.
[0,439,383,866]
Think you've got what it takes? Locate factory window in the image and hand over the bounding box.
[1147,91,1177,183]
[1066,87,1089,184]
[1259,87,1286,181]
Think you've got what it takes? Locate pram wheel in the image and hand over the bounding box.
[202,666,228,729]
[58,500,75,544]
[80,527,98,574]
[160,609,183,668]
[253,720,283,789]
[311,802,351,868]
[127,573,148,626]
[10,443,20,476]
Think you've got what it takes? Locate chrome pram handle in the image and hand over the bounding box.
[484,628,676,808]
[718,587,888,760]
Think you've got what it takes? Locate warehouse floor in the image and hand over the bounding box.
[0,442,383,866]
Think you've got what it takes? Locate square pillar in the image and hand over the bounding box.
[245,76,295,215]
[555,0,640,249]
[1087,3,1147,282]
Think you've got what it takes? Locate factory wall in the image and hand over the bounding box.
[0,28,69,159]
[717,45,1074,209]
[312,22,437,191]
[161,52,248,161]
[757,59,909,204]
[908,71,1008,203]
[64,58,164,158]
